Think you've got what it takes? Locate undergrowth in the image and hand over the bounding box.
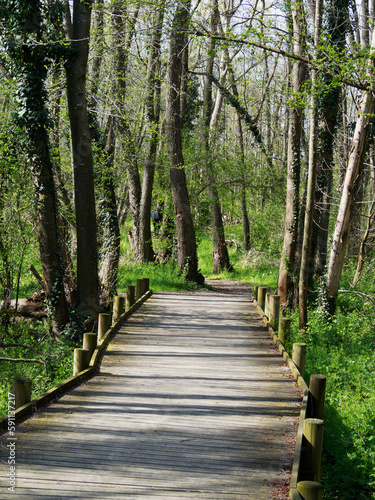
[0,321,77,419]
[284,272,375,499]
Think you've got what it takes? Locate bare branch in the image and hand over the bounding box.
[0,357,46,366]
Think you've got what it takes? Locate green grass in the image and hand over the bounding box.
[196,229,279,288]
[117,260,200,292]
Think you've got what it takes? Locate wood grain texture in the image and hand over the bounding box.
[0,292,301,499]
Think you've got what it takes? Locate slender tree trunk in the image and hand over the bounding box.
[204,0,231,274]
[216,14,250,253]
[299,0,323,330]
[65,0,98,322]
[351,198,375,287]
[312,0,349,277]
[277,0,307,310]
[351,144,375,288]
[96,118,121,305]
[138,1,165,263]
[113,1,141,260]
[166,0,200,283]
[326,29,375,313]
[86,1,121,305]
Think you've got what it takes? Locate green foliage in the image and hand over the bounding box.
[286,293,375,499]
[0,321,78,419]
[0,98,37,303]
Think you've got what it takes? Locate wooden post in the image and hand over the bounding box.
[253,286,258,301]
[73,348,90,376]
[136,278,146,301]
[126,285,136,310]
[302,418,324,482]
[265,292,271,318]
[98,313,111,341]
[112,295,125,324]
[12,378,32,410]
[297,481,323,500]
[279,317,291,345]
[269,294,280,330]
[309,375,326,419]
[258,286,267,310]
[293,342,307,377]
[83,332,97,360]
[142,277,150,292]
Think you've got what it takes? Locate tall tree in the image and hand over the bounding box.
[65,0,99,323]
[138,0,166,263]
[88,0,120,306]
[203,0,231,274]
[325,29,375,314]
[166,0,200,282]
[298,0,323,330]
[112,0,142,260]
[312,0,349,278]
[277,0,307,310]
[0,0,69,333]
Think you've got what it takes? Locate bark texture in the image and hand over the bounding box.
[65,0,99,321]
[326,80,375,309]
[277,0,307,310]
[166,0,200,282]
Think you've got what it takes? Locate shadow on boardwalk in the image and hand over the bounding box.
[0,285,301,499]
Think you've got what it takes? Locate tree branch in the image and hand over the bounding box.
[0,343,58,357]
[190,30,369,91]
[0,357,46,365]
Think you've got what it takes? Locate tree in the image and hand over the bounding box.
[112,0,143,262]
[277,0,307,310]
[88,0,120,306]
[298,0,323,330]
[166,0,200,283]
[65,0,99,323]
[138,0,166,263]
[325,29,375,314]
[0,0,69,333]
[203,0,231,274]
[312,0,349,278]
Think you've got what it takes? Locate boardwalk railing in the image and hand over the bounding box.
[0,278,152,432]
[253,286,326,500]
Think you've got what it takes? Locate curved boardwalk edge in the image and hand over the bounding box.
[0,290,153,433]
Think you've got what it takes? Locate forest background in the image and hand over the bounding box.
[0,0,375,498]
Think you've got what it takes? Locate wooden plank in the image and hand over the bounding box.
[0,291,301,499]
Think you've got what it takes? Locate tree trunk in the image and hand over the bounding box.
[97,119,121,305]
[326,29,375,312]
[312,0,349,278]
[86,2,121,306]
[204,0,231,274]
[112,1,141,260]
[138,0,165,263]
[299,0,323,330]
[166,0,200,283]
[5,1,69,333]
[65,0,99,322]
[277,0,307,310]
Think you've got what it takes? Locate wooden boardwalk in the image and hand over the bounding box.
[0,289,301,499]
